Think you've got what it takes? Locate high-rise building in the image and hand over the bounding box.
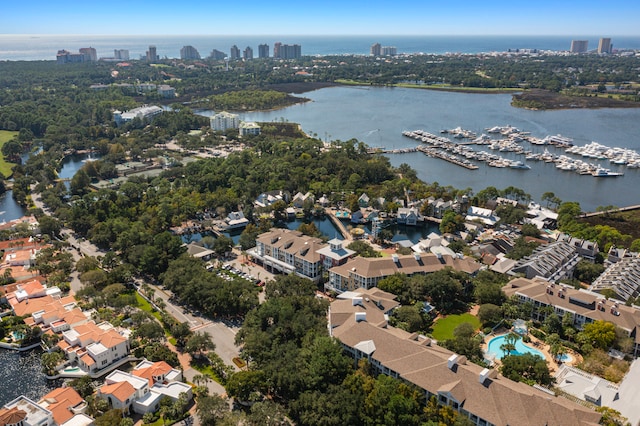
[146,45,158,62]
[209,49,226,60]
[56,49,85,64]
[180,45,201,60]
[230,45,240,60]
[273,42,282,59]
[570,40,588,53]
[258,43,269,58]
[381,46,397,56]
[243,46,253,60]
[273,43,301,59]
[114,49,129,60]
[370,43,381,56]
[79,47,97,61]
[598,38,612,54]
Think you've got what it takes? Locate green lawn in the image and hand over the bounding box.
[431,313,481,341]
[0,130,19,178]
[135,292,163,322]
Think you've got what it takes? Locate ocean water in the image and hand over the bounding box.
[1,34,640,61]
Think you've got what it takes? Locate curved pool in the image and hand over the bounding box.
[486,335,545,360]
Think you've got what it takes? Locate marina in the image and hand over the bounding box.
[402,126,635,178]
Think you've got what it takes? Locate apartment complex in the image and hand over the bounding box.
[329,288,602,426]
[508,240,579,281]
[503,277,640,356]
[251,229,327,282]
[370,43,381,56]
[327,252,481,293]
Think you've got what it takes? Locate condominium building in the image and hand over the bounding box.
[180,45,201,60]
[250,228,327,282]
[503,277,640,356]
[273,42,301,59]
[79,47,97,61]
[239,121,261,137]
[258,43,269,58]
[508,240,579,281]
[589,256,640,302]
[146,45,158,62]
[56,49,87,64]
[114,49,130,60]
[209,49,226,60]
[381,46,397,56]
[113,105,163,126]
[598,38,612,54]
[230,45,241,60]
[370,42,382,56]
[329,288,602,426]
[210,111,239,131]
[243,46,253,60]
[327,252,480,293]
[570,40,589,53]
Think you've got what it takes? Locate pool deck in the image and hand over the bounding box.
[482,331,582,374]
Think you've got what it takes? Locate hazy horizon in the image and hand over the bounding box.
[2,0,639,36]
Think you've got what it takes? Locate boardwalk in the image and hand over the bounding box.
[325,208,354,241]
[580,204,640,218]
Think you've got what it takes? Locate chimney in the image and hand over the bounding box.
[413,253,421,261]
[447,354,467,370]
[352,297,363,307]
[479,368,498,384]
[392,254,399,264]
[355,312,367,322]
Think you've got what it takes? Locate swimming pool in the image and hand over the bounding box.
[558,353,573,363]
[486,335,546,360]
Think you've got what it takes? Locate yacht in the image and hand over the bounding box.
[592,166,624,177]
[509,160,531,170]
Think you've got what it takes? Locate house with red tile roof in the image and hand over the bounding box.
[38,387,93,426]
[0,396,53,426]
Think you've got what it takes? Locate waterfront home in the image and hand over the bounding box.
[254,190,289,208]
[57,321,130,374]
[0,396,53,426]
[397,207,420,226]
[329,289,602,426]
[558,234,599,263]
[224,211,249,230]
[98,361,191,415]
[465,206,499,227]
[358,193,370,208]
[292,191,314,208]
[38,387,93,426]
[185,242,214,261]
[0,215,40,234]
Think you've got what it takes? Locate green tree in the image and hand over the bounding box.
[501,353,553,385]
[580,320,616,350]
[185,331,216,359]
[477,303,503,327]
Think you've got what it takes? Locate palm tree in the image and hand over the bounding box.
[500,332,519,358]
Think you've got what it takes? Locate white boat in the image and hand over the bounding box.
[510,160,531,170]
[592,166,624,177]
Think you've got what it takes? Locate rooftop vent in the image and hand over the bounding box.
[392,254,399,264]
[355,312,367,322]
[447,354,467,370]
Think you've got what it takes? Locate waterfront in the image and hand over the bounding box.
[2,35,640,61]
[240,86,640,212]
[0,349,61,404]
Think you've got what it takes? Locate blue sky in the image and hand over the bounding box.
[3,0,639,35]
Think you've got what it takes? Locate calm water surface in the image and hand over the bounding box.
[241,86,640,212]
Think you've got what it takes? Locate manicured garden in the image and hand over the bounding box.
[431,313,481,341]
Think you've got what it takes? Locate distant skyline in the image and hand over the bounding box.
[2,0,639,36]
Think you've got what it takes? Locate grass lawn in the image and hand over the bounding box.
[135,292,163,322]
[0,130,19,178]
[431,313,481,341]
